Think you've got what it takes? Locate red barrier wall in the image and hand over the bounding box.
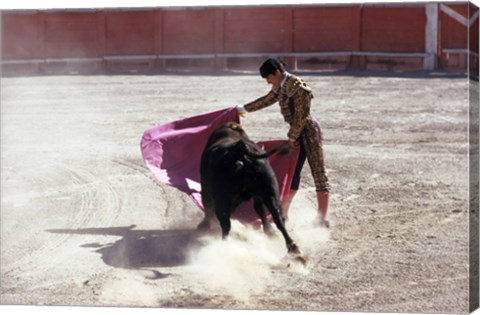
[44,11,101,58]
[105,10,155,55]
[361,6,426,52]
[1,3,478,74]
[440,4,469,50]
[439,3,478,71]
[163,9,217,54]
[3,12,42,59]
[294,6,360,52]
[223,7,287,53]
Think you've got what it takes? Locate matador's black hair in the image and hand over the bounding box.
[259,58,286,78]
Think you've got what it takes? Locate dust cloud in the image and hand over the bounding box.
[184,192,330,301]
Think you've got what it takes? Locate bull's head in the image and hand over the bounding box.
[221,140,261,175]
[229,140,251,174]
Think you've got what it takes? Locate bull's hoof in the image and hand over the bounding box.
[293,255,307,266]
[286,254,307,267]
[286,245,307,266]
[287,243,302,255]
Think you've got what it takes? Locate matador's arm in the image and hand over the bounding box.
[244,90,278,112]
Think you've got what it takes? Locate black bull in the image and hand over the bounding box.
[198,122,301,255]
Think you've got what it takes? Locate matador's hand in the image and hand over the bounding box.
[236,105,248,118]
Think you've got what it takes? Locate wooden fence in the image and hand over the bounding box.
[1,2,478,75]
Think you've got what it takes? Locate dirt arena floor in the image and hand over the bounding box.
[0,70,476,313]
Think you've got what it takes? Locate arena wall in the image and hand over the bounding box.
[1,2,478,75]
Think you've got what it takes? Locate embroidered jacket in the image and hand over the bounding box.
[244,73,314,141]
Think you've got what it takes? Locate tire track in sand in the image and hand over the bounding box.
[3,162,124,277]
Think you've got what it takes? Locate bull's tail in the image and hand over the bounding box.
[249,143,292,159]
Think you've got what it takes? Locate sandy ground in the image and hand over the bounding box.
[0,71,476,313]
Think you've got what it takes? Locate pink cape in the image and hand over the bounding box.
[140,107,299,223]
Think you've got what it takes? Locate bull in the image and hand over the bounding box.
[197,122,301,255]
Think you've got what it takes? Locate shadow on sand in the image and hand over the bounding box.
[47,225,207,270]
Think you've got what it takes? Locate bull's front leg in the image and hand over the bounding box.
[253,198,274,236]
[198,192,215,231]
[217,211,231,239]
[214,199,234,239]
